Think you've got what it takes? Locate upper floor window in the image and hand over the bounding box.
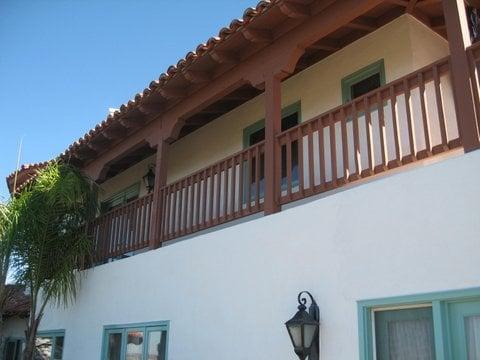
[36,330,65,360]
[358,288,480,360]
[102,321,169,360]
[5,338,23,360]
[101,183,140,213]
[341,59,386,103]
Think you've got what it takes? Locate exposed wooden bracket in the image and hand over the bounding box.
[182,70,212,84]
[346,17,378,32]
[102,127,127,140]
[158,87,186,99]
[242,28,273,43]
[431,16,446,31]
[75,148,98,161]
[118,116,146,129]
[210,50,238,64]
[278,1,310,18]
[138,101,164,115]
[308,38,339,51]
[416,0,441,8]
[86,142,105,153]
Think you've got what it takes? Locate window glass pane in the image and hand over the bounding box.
[147,330,167,360]
[351,73,381,100]
[126,330,144,360]
[36,337,53,359]
[375,307,435,360]
[53,336,64,359]
[465,315,480,360]
[5,341,16,360]
[107,333,122,360]
[249,127,265,146]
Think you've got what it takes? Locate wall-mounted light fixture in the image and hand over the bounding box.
[285,291,320,360]
[142,164,156,193]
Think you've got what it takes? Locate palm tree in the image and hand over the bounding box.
[0,201,14,356]
[9,162,97,360]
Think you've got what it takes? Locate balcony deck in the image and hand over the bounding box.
[88,53,472,264]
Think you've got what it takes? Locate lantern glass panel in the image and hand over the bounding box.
[303,323,317,348]
[287,324,303,348]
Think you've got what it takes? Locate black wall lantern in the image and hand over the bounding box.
[143,165,156,193]
[285,291,320,360]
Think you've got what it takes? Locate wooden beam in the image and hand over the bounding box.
[182,70,211,84]
[346,17,378,32]
[386,0,409,6]
[307,38,339,51]
[86,141,106,153]
[416,0,440,8]
[242,28,273,43]
[150,140,169,248]
[278,1,310,18]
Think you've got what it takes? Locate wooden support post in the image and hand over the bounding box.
[264,73,283,215]
[149,140,169,249]
[443,0,480,151]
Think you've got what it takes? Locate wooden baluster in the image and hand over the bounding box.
[329,113,338,185]
[297,127,305,196]
[183,179,189,234]
[246,150,252,214]
[403,78,416,162]
[376,92,387,172]
[194,174,200,231]
[201,169,207,228]
[208,168,214,226]
[188,176,194,233]
[178,181,184,236]
[171,184,177,239]
[340,107,350,181]
[215,164,221,224]
[389,85,402,167]
[237,153,244,217]
[352,101,362,178]
[307,122,315,192]
[318,120,326,189]
[364,96,374,175]
[230,156,236,219]
[418,72,431,157]
[286,133,293,200]
[467,49,480,130]
[223,160,229,220]
[433,64,449,152]
[255,145,260,210]
[163,187,171,240]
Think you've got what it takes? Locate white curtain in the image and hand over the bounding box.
[465,315,480,360]
[387,319,435,360]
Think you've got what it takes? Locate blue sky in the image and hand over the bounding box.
[0,0,256,201]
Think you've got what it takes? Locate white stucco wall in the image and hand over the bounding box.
[39,149,480,360]
[98,15,450,201]
[3,317,27,339]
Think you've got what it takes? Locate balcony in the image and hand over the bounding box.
[89,54,467,264]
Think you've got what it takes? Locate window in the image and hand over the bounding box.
[102,321,169,360]
[35,330,65,360]
[101,183,140,213]
[341,60,386,103]
[358,288,480,360]
[5,338,23,360]
[242,102,301,201]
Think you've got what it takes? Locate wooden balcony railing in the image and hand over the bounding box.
[159,141,265,240]
[89,56,464,262]
[89,193,153,263]
[277,56,461,205]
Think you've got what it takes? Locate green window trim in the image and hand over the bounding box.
[242,101,302,148]
[357,287,480,360]
[341,59,386,104]
[36,330,65,360]
[101,320,170,360]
